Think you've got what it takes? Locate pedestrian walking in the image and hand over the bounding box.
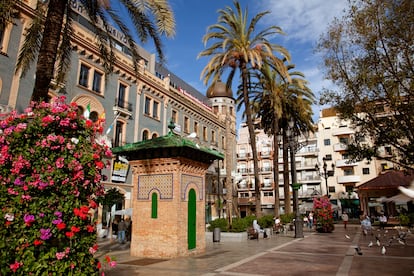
[341,212,349,229]
[308,211,314,229]
[117,219,127,243]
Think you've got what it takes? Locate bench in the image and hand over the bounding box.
[247,227,259,240]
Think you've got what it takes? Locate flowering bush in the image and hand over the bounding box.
[0,97,113,275]
[313,196,335,233]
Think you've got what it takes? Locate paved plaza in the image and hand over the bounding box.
[97,224,414,275]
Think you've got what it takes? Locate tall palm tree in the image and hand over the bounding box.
[252,63,284,218]
[254,61,314,216]
[2,0,175,102]
[198,0,289,218]
[279,65,315,214]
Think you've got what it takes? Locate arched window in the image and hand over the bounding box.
[152,133,158,139]
[151,193,158,218]
[90,111,98,122]
[142,130,149,141]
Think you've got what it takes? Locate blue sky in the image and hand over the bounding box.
[145,0,349,125]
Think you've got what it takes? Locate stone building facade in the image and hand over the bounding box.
[0,0,236,224]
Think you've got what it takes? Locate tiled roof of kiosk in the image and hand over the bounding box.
[112,122,224,163]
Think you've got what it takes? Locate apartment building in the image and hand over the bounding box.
[236,107,394,218]
[0,0,236,223]
[236,122,320,216]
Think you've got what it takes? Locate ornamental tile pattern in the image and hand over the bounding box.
[137,174,173,200]
[181,174,203,201]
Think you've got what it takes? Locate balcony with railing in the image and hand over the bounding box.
[337,175,361,184]
[237,152,250,160]
[296,147,319,156]
[114,98,133,118]
[333,143,348,152]
[335,159,358,168]
[299,175,321,183]
[260,167,273,174]
[259,150,272,158]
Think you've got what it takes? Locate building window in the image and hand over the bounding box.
[79,64,89,87]
[328,186,336,193]
[222,136,225,149]
[171,110,177,123]
[339,137,349,145]
[0,23,11,53]
[344,168,354,175]
[152,100,159,119]
[203,126,207,141]
[114,121,124,147]
[324,139,331,146]
[142,130,149,141]
[144,97,151,115]
[325,154,332,161]
[384,146,392,155]
[78,62,104,93]
[143,95,160,119]
[211,130,216,143]
[117,83,127,108]
[92,71,103,93]
[194,121,198,136]
[362,168,370,175]
[90,111,98,122]
[184,117,190,133]
[263,191,273,197]
[151,193,158,218]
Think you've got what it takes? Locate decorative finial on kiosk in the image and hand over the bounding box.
[168,119,175,135]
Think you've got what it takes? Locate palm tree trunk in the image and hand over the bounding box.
[241,63,261,217]
[282,128,291,214]
[31,0,66,102]
[272,119,280,217]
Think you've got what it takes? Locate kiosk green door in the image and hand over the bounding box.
[188,189,196,249]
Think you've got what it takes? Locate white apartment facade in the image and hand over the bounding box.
[236,108,394,218]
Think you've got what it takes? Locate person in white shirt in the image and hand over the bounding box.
[379,214,387,230]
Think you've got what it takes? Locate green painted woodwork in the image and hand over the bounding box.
[188,189,196,250]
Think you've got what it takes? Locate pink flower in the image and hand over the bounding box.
[56,252,66,260]
[40,228,52,240]
[9,261,21,273]
[56,157,65,168]
[109,261,117,267]
[89,246,97,254]
[21,194,31,201]
[23,214,35,226]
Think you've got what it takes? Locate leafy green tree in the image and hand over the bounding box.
[316,0,414,169]
[199,0,289,217]
[1,0,175,102]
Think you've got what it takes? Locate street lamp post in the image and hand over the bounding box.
[286,120,306,239]
[315,157,335,196]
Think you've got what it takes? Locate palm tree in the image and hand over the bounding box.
[198,0,289,218]
[252,64,284,218]
[2,0,175,102]
[254,61,314,216]
[279,65,315,214]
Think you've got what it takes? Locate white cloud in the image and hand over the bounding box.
[257,0,348,43]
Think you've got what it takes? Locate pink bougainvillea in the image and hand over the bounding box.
[313,196,335,233]
[0,97,113,275]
